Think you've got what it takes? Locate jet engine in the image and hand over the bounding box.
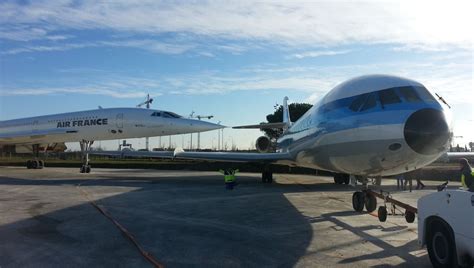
[255,136,272,153]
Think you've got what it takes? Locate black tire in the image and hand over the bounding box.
[427,220,457,268]
[31,160,38,169]
[405,210,415,223]
[26,160,32,169]
[378,206,387,222]
[80,165,86,173]
[334,174,343,184]
[262,172,270,183]
[352,192,365,212]
[365,194,377,213]
[85,166,91,173]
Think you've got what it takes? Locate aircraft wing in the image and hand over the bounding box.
[173,150,292,162]
[90,150,175,158]
[0,128,78,143]
[92,149,292,163]
[233,122,288,129]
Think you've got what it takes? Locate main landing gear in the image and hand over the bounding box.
[352,189,417,223]
[334,173,350,184]
[26,144,44,169]
[261,165,273,183]
[79,140,94,173]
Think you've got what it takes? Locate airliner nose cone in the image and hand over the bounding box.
[404,108,450,155]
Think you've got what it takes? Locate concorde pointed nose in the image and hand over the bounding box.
[190,120,225,132]
[404,108,450,155]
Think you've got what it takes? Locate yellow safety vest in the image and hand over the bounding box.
[461,171,474,188]
[225,175,235,183]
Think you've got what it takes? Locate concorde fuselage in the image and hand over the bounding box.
[0,107,221,145]
[277,74,453,177]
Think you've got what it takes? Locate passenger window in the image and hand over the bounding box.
[360,93,377,111]
[349,94,367,112]
[379,89,401,106]
[399,87,421,102]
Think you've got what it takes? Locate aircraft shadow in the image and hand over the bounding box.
[0,172,430,267]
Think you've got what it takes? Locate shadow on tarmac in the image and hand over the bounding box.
[0,172,429,267]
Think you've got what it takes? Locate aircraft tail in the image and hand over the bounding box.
[282,96,291,129]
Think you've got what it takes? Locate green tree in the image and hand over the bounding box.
[262,103,313,139]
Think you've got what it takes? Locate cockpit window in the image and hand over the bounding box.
[360,93,377,111]
[399,87,422,102]
[414,86,437,102]
[378,88,401,107]
[151,112,161,117]
[349,94,368,112]
[349,93,377,112]
[162,111,182,118]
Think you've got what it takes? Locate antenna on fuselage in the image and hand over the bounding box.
[137,94,154,151]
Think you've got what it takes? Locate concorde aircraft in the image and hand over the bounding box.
[103,74,457,212]
[0,107,223,173]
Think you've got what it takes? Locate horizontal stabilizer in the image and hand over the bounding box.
[233,122,288,129]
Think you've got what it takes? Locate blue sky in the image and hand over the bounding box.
[0,0,472,150]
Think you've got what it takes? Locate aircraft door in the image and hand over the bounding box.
[116,113,124,129]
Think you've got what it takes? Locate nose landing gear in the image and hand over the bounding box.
[352,189,418,223]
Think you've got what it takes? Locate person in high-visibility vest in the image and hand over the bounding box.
[459,158,474,191]
[219,169,239,190]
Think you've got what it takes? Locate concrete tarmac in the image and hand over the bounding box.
[0,167,457,267]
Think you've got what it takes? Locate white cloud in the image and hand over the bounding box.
[1,1,472,50]
[289,50,352,59]
[1,39,194,55]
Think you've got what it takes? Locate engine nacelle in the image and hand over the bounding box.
[255,136,272,153]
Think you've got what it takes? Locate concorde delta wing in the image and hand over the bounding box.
[0,128,78,144]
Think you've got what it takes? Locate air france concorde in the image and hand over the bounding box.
[0,107,223,173]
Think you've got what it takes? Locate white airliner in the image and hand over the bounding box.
[105,74,461,211]
[0,107,223,172]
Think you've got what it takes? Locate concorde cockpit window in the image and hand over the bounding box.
[378,88,401,107]
[399,86,421,102]
[162,111,182,118]
[151,112,161,117]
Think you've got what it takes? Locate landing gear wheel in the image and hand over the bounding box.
[364,194,377,212]
[352,191,365,212]
[405,210,415,223]
[80,165,91,173]
[85,165,91,173]
[427,220,457,268]
[31,160,38,169]
[26,160,32,169]
[378,206,387,222]
[334,174,343,184]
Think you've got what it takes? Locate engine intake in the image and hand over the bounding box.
[256,136,272,153]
